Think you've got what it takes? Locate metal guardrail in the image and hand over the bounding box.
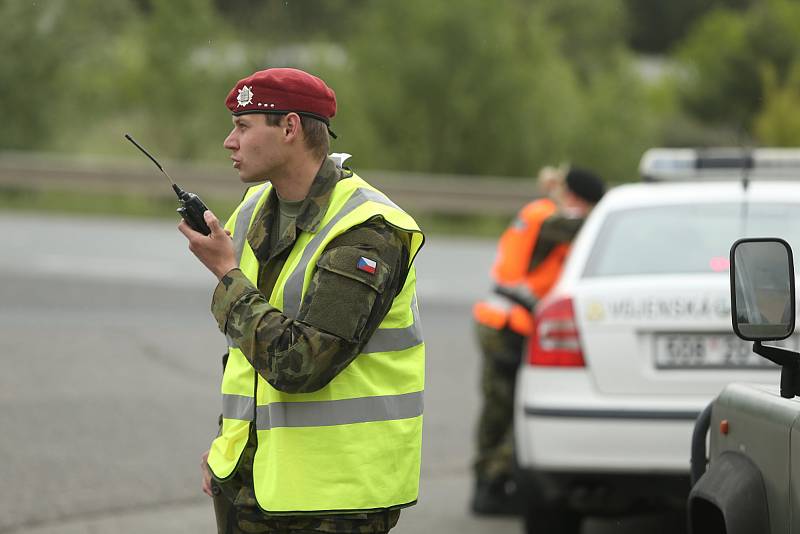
[0,151,538,217]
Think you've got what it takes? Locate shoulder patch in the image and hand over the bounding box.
[357,256,377,274]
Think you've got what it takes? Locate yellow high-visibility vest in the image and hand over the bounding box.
[207,172,425,513]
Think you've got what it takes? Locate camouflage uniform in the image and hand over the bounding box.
[474,214,584,487]
[210,157,411,533]
[474,323,525,484]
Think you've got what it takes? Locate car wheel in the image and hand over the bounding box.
[523,506,582,534]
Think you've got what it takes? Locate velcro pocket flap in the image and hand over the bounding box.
[315,246,390,293]
[300,246,392,341]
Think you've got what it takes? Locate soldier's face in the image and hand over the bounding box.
[223,115,286,183]
[561,190,593,217]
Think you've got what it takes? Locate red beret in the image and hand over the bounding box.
[225,68,337,124]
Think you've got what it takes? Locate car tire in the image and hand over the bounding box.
[523,506,582,534]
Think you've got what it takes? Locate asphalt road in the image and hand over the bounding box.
[0,212,687,534]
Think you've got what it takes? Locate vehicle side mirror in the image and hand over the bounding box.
[730,238,795,341]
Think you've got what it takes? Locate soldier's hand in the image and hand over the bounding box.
[179,210,237,280]
[200,449,213,497]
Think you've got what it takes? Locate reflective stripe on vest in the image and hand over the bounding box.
[222,391,424,428]
[232,183,269,265]
[209,173,424,513]
[363,295,423,354]
[225,184,269,349]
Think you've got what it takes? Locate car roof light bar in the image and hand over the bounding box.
[639,148,800,182]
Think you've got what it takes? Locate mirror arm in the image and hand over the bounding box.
[753,341,800,399]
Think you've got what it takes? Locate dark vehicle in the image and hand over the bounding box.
[689,237,800,534]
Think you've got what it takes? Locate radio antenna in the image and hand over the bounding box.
[124,133,185,198]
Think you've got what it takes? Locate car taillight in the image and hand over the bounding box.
[527,295,585,367]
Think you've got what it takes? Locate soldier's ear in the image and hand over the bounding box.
[284,113,301,139]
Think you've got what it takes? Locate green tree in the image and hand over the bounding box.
[132,0,234,158]
[213,0,366,42]
[754,64,800,146]
[624,0,754,54]
[0,0,661,183]
[567,66,659,182]
[538,0,630,78]
[322,0,657,181]
[676,0,800,131]
[0,0,135,149]
[536,0,660,181]
[324,1,578,176]
[51,0,247,160]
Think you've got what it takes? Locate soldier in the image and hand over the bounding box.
[471,167,605,515]
[178,68,425,534]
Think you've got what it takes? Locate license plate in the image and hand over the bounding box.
[653,333,797,369]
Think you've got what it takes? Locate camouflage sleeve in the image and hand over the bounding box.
[211,218,410,394]
[528,214,584,270]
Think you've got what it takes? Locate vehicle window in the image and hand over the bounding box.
[583,203,800,277]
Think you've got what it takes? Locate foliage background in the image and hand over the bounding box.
[2,0,799,184]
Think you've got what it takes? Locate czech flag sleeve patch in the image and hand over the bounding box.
[357,256,377,275]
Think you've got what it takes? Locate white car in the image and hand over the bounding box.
[514,149,800,534]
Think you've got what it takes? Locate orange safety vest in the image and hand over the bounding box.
[473,198,571,336]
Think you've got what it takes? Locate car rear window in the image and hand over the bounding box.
[583,203,800,277]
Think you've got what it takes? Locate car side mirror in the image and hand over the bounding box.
[730,237,800,399]
[730,238,795,341]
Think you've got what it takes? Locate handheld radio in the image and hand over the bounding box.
[124,134,211,235]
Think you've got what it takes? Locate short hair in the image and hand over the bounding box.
[265,113,329,160]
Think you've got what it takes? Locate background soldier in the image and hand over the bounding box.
[471,167,606,515]
[179,67,425,534]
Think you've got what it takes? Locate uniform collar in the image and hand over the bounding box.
[246,157,348,263]
[295,156,344,233]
